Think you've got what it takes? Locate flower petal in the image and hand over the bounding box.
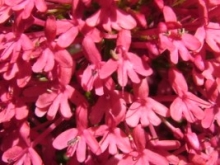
[53,128,78,150]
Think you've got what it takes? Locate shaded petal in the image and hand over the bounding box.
[60,93,72,119]
[86,10,101,27]
[127,67,140,84]
[90,97,107,124]
[114,128,132,153]
[47,94,62,120]
[99,59,118,79]
[116,9,137,30]
[99,133,111,153]
[170,97,183,121]
[44,48,55,72]
[82,36,101,64]
[109,135,118,155]
[140,106,150,126]
[83,129,101,155]
[169,48,178,64]
[22,1,34,19]
[117,63,128,87]
[133,125,146,151]
[57,27,78,48]
[186,100,204,120]
[143,149,168,165]
[201,108,215,128]
[128,53,152,76]
[176,41,191,61]
[34,0,47,12]
[45,15,56,42]
[36,92,57,108]
[133,78,149,99]
[163,6,177,22]
[76,137,86,162]
[148,98,168,117]
[32,52,47,73]
[169,68,188,94]
[2,146,23,163]
[28,148,42,165]
[182,105,195,123]
[117,30,131,51]
[53,128,78,150]
[0,7,11,24]
[126,102,141,127]
[148,110,161,126]
[182,33,201,51]
[17,61,31,88]
[55,49,74,68]
[35,107,47,117]
[81,65,95,92]
[186,92,210,107]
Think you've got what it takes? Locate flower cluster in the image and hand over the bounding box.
[0,0,220,164]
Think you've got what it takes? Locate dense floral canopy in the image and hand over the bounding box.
[0,0,220,164]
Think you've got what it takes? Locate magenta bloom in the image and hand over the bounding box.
[94,124,132,155]
[81,37,106,95]
[100,30,152,87]
[53,105,101,163]
[159,6,201,64]
[126,78,169,127]
[86,0,136,31]
[118,125,169,165]
[35,84,81,120]
[169,68,210,122]
[90,89,126,125]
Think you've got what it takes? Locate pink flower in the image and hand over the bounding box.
[0,32,33,86]
[32,16,75,85]
[2,146,42,165]
[202,80,220,128]
[3,0,47,19]
[93,124,132,155]
[126,78,169,127]
[90,88,126,125]
[56,19,79,48]
[53,105,101,163]
[2,122,42,164]
[100,30,152,87]
[169,68,210,122]
[35,84,82,120]
[81,37,106,95]
[195,22,220,53]
[159,6,201,64]
[118,125,169,165]
[86,0,136,31]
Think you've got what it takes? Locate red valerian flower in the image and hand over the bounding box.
[0,83,28,123]
[100,30,152,87]
[202,80,220,128]
[90,86,127,125]
[118,125,169,165]
[81,36,106,95]
[159,6,201,64]
[85,0,136,31]
[53,105,101,163]
[2,122,43,165]
[2,0,47,19]
[126,78,169,127]
[2,145,42,165]
[93,121,132,155]
[35,84,82,120]
[32,16,75,85]
[169,68,210,122]
[195,22,220,53]
[0,32,33,87]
